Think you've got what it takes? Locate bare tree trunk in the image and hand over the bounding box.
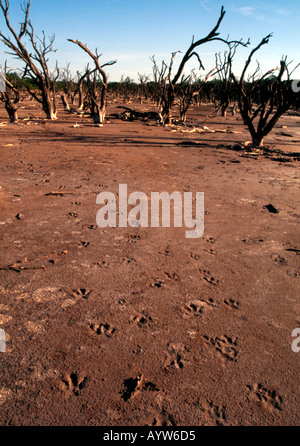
[61,93,70,111]
[251,135,264,147]
[68,39,116,123]
[41,87,57,119]
[231,35,299,148]
[78,81,84,111]
[151,7,248,125]
[221,102,229,116]
[4,100,18,122]
[0,0,58,120]
[0,70,20,123]
[78,86,84,111]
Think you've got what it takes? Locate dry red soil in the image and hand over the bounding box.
[0,98,299,426]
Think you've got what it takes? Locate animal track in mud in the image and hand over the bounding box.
[121,256,136,264]
[149,279,165,288]
[286,270,300,277]
[164,272,180,281]
[271,254,287,265]
[189,252,201,260]
[131,311,153,328]
[159,248,171,257]
[163,343,189,370]
[82,224,97,230]
[72,288,92,299]
[67,212,78,218]
[90,323,116,337]
[151,409,176,426]
[61,372,88,396]
[199,270,221,286]
[199,400,227,426]
[204,248,217,255]
[127,235,141,244]
[183,298,217,316]
[78,241,90,248]
[121,374,159,402]
[247,383,283,411]
[203,335,238,362]
[95,260,110,268]
[223,298,240,310]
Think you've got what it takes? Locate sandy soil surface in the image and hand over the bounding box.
[0,98,299,426]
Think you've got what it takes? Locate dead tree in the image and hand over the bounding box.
[59,66,90,113]
[151,6,249,125]
[231,34,300,147]
[62,66,93,112]
[137,73,150,103]
[150,52,179,123]
[75,68,92,111]
[214,43,239,116]
[0,0,59,119]
[68,39,116,123]
[0,64,20,122]
[118,75,135,103]
[177,67,219,123]
[59,63,75,111]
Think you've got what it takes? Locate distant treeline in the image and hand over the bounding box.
[6,72,299,110]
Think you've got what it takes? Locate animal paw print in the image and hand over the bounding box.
[189,252,200,260]
[67,212,78,218]
[61,372,87,396]
[164,272,180,281]
[72,288,92,299]
[95,260,110,268]
[121,256,136,264]
[199,270,221,286]
[78,241,90,248]
[149,279,165,288]
[151,409,176,426]
[247,384,283,411]
[203,335,238,362]
[131,311,152,328]
[271,254,287,265]
[163,343,189,370]
[159,248,171,257]
[83,224,97,230]
[183,298,217,316]
[204,249,217,255]
[121,374,159,402]
[127,235,140,244]
[205,236,216,244]
[223,298,240,310]
[199,400,227,426]
[90,323,116,337]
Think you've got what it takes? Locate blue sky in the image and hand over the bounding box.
[0,0,299,81]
